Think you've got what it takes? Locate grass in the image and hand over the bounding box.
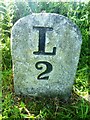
[0,42,2,119]
[2,68,90,119]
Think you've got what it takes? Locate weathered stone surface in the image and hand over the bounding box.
[11,13,82,99]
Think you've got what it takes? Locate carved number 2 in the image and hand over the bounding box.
[35,61,53,80]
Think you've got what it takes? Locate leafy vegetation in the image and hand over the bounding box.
[1,1,90,119]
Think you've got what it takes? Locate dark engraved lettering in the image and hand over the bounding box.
[35,61,53,80]
[33,26,56,55]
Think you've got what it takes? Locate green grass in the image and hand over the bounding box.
[2,69,90,120]
[0,45,2,118]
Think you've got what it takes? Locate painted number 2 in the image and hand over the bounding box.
[35,61,53,80]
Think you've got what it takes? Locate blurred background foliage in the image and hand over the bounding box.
[0,0,90,119]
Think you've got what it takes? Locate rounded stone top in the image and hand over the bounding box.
[12,13,82,43]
